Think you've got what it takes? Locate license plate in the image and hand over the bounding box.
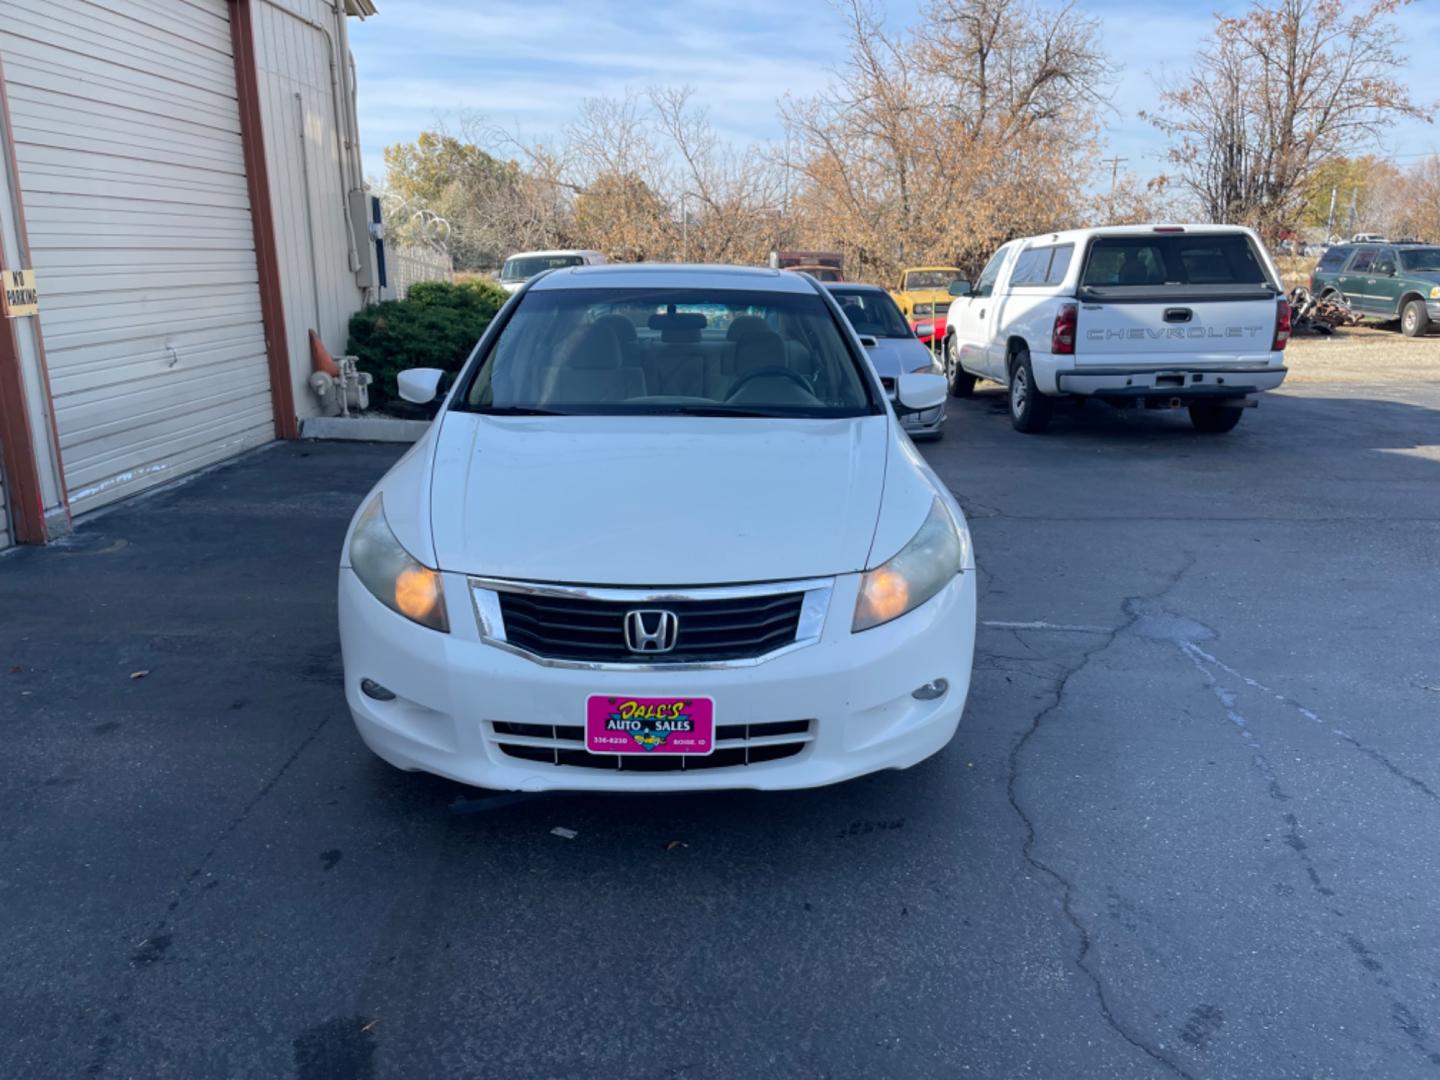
[585,695,714,755]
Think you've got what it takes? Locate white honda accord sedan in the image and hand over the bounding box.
[338,264,976,792]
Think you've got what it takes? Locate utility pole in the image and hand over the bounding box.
[1100,156,1128,219]
[1325,186,1337,239]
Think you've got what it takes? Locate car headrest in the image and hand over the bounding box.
[592,314,638,343]
[726,315,771,341]
[559,323,622,370]
[733,330,785,376]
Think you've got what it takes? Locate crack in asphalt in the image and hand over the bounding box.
[1127,619,1440,1071]
[1000,552,1200,1080]
[1179,640,1440,807]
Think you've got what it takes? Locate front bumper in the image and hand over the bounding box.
[338,568,976,792]
[901,405,945,436]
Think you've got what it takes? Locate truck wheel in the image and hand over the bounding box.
[1401,299,1430,337]
[945,339,976,398]
[1188,403,1244,433]
[1008,350,1052,433]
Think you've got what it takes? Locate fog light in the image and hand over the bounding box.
[360,678,396,701]
[911,679,948,701]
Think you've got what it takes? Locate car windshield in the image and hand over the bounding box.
[501,254,585,281]
[831,289,913,338]
[1400,248,1440,271]
[458,286,876,418]
[905,270,962,290]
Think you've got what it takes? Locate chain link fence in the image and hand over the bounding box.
[385,243,455,300]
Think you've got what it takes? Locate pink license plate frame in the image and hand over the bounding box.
[585,695,715,755]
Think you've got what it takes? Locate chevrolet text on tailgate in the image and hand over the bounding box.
[942,225,1290,433]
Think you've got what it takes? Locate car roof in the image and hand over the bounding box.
[1007,224,1262,247]
[1329,242,1433,251]
[824,282,885,293]
[505,249,604,259]
[528,264,818,293]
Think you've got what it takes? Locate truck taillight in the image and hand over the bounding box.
[1052,303,1078,355]
[1272,298,1291,351]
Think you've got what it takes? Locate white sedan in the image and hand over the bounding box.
[338,264,977,792]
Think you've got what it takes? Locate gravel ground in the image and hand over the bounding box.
[1283,323,1440,384]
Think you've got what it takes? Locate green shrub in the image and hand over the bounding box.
[347,279,508,405]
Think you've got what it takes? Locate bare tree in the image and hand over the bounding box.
[1147,0,1430,237]
[650,87,787,265]
[1366,155,1440,241]
[782,0,1113,283]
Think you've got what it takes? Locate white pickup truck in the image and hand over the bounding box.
[942,225,1291,433]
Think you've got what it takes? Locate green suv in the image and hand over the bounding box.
[1309,243,1440,336]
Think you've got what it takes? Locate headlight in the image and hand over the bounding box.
[853,498,969,632]
[1430,286,1440,299]
[349,494,449,632]
[913,303,934,317]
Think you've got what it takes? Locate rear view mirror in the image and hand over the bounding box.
[648,312,708,332]
[397,367,445,404]
[948,280,971,297]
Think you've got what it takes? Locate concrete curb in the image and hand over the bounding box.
[300,415,430,443]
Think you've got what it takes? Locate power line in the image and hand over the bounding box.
[1100,155,1128,197]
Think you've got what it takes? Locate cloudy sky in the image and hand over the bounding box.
[348,0,1440,188]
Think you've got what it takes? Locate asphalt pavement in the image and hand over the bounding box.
[2,378,1439,1079]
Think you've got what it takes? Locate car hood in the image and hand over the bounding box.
[865,337,935,378]
[895,288,954,306]
[427,412,890,585]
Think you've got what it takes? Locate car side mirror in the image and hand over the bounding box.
[913,322,934,339]
[948,280,971,297]
[894,372,946,413]
[1377,263,1395,276]
[397,367,445,404]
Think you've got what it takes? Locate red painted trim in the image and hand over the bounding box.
[0,45,59,543]
[0,312,46,543]
[229,0,299,441]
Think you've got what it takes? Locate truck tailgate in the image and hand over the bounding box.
[1074,298,1279,366]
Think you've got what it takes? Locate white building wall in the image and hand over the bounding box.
[0,0,274,513]
[252,0,371,419]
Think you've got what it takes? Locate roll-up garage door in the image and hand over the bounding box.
[0,0,274,513]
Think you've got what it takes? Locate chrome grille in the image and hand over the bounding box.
[472,578,833,668]
[489,719,813,771]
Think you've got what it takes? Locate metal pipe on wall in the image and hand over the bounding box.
[258,0,363,285]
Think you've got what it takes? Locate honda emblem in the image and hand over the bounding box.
[623,609,679,654]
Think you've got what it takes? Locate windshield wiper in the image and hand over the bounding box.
[671,405,799,418]
[473,405,570,416]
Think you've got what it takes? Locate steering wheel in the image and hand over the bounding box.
[725,366,813,400]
